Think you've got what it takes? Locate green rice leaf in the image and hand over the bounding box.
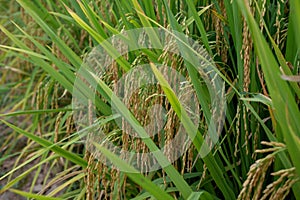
[0,120,88,168]
[9,189,63,200]
[93,143,174,200]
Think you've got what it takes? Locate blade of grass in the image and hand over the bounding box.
[224,0,243,89]
[0,45,49,60]
[0,120,88,168]
[47,173,85,197]
[0,108,73,117]
[0,154,59,193]
[187,191,214,200]
[65,5,131,72]
[285,11,298,66]
[93,143,174,200]
[185,1,212,55]
[9,189,63,200]
[78,0,108,39]
[183,5,212,32]
[290,0,300,51]
[132,0,162,48]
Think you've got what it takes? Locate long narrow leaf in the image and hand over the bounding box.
[0,120,88,168]
[93,143,174,200]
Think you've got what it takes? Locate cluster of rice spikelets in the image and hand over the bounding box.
[238,141,299,200]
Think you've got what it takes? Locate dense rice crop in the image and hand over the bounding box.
[0,0,299,199]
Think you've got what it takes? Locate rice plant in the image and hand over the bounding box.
[0,0,299,199]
